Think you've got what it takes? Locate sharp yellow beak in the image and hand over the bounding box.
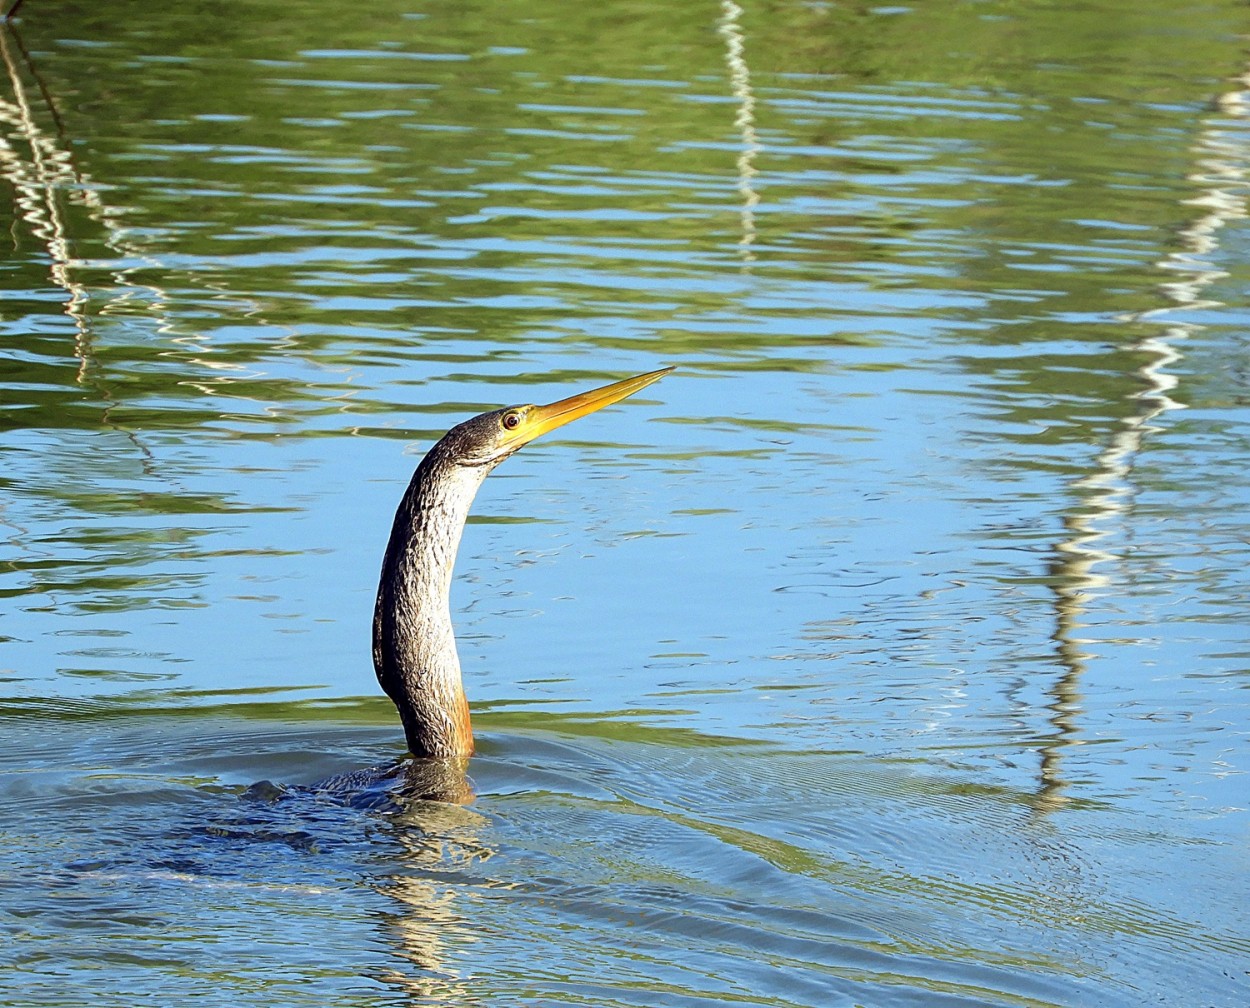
[506,366,673,449]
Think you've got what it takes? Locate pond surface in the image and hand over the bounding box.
[2,1,1248,1005]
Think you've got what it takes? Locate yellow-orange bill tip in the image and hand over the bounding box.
[514,366,673,445]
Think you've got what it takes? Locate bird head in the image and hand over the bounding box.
[442,366,673,469]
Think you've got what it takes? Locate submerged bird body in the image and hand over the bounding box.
[373,370,671,759]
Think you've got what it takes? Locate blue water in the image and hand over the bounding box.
[1,1,1248,1004]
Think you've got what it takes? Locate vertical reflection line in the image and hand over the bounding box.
[0,23,95,381]
[1,22,174,362]
[0,21,175,480]
[4,21,285,399]
[1036,72,1250,815]
[716,0,760,263]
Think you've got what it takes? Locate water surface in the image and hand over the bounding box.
[2,1,1248,1005]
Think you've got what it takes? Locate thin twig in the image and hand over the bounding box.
[5,13,65,134]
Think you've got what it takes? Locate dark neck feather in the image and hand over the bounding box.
[373,445,490,758]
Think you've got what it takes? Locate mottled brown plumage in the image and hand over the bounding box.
[372,368,672,759]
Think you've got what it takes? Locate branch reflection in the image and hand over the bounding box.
[717,0,760,263]
[1036,68,1250,813]
[0,18,171,466]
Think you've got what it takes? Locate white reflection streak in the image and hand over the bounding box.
[0,24,174,386]
[1065,81,1250,592]
[716,0,760,262]
[0,26,93,378]
[1040,72,1250,813]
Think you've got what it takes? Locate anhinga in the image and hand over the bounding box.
[373,366,672,759]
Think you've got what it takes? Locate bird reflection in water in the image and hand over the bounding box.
[376,797,493,1001]
[253,367,671,998]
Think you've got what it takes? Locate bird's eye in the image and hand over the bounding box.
[502,411,522,430]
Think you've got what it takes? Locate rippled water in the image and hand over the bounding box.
[2,1,1249,1005]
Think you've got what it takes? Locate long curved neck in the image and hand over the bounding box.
[372,448,490,758]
